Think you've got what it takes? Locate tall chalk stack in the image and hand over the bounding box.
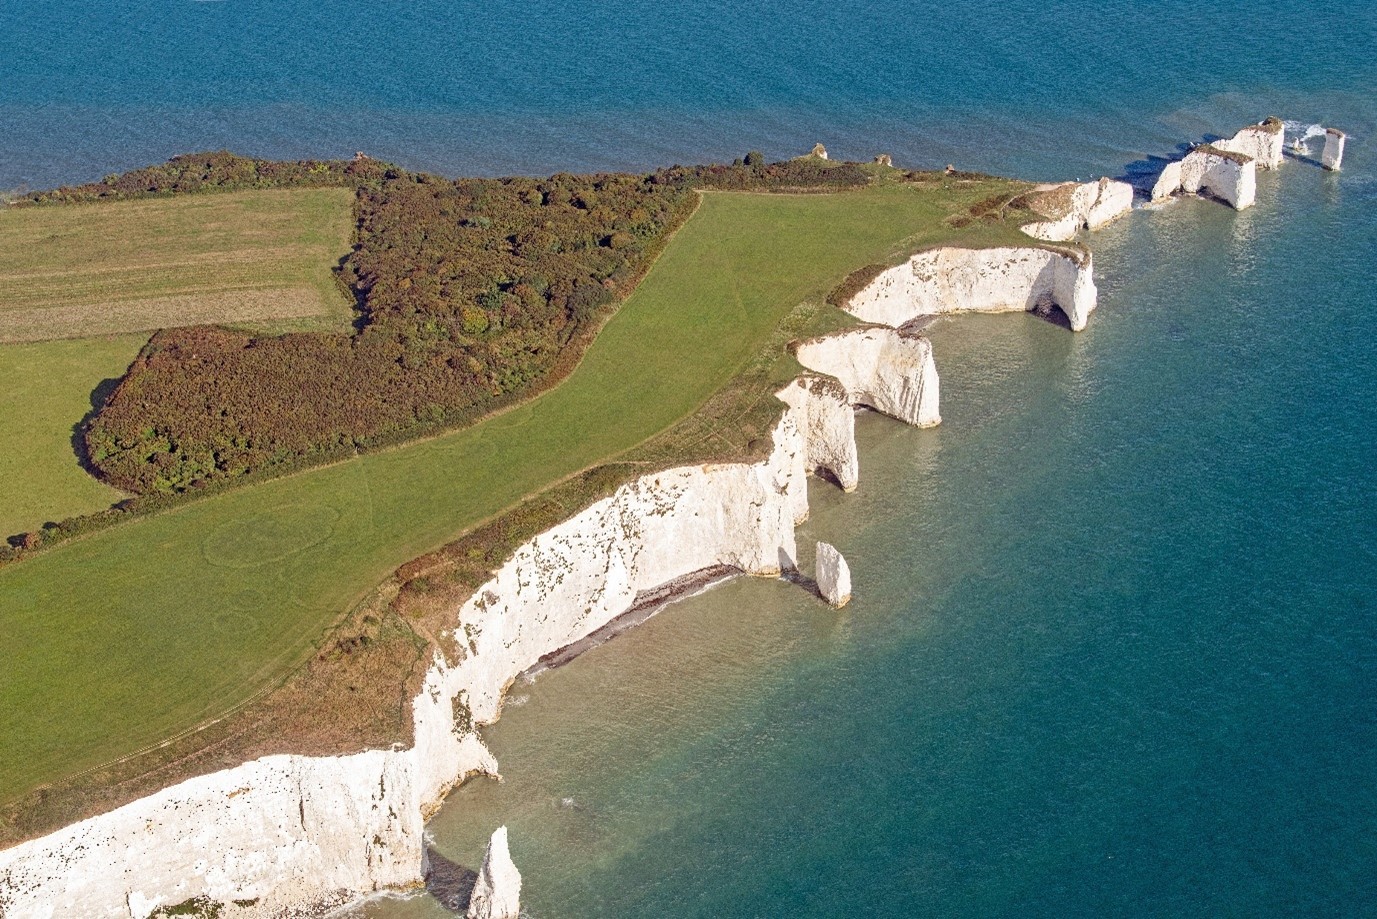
[1322,128,1346,171]
[467,826,522,919]
[816,542,852,608]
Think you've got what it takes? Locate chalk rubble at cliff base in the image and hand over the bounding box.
[3,118,1315,918]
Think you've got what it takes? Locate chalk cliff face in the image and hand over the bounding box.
[1022,178,1134,241]
[1149,160,1184,203]
[777,375,860,496]
[1323,128,1346,171]
[466,826,521,919]
[1213,118,1285,170]
[794,326,941,427]
[0,735,502,918]
[841,247,1097,332]
[0,321,942,918]
[1179,146,1257,209]
[1152,146,1257,209]
[815,542,852,608]
[1149,119,1288,209]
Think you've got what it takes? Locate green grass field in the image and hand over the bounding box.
[0,336,146,538]
[0,188,355,343]
[0,180,1028,801]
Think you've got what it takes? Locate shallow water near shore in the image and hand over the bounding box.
[353,155,1377,916]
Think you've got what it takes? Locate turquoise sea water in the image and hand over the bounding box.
[3,2,1374,916]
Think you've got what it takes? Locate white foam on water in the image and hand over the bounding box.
[1284,120,1326,153]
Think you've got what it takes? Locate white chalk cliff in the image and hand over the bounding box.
[1149,119,1291,210]
[466,826,521,919]
[794,326,941,428]
[776,375,860,495]
[1022,178,1134,241]
[4,120,1293,914]
[0,319,941,918]
[1323,128,1346,171]
[1212,118,1285,170]
[840,246,1097,332]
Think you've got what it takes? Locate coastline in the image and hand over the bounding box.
[0,117,1320,917]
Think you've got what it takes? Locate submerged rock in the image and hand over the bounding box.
[467,826,521,919]
[816,542,852,608]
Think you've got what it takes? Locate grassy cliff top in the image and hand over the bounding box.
[0,164,1036,844]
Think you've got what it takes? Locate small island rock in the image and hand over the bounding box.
[1323,128,1346,171]
[467,826,522,919]
[816,541,852,608]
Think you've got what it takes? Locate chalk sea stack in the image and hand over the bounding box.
[816,542,852,608]
[467,826,521,919]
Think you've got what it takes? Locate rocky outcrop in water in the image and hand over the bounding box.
[815,542,852,608]
[777,375,860,495]
[1148,119,1297,210]
[466,826,521,919]
[1212,117,1286,170]
[1323,128,1346,171]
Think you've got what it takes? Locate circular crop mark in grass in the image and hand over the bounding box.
[212,586,270,639]
[203,503,341,569]
[213,608,261,640]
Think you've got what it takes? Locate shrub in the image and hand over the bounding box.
[68,150,876,496]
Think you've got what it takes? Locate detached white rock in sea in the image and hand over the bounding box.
[1323,128,1346,171]
[816,541,852,608]
[1212,117,1286,169]
[1149,118,1291,210]
[467,826,521,919]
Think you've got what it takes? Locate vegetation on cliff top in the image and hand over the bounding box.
[0,170,1034,841]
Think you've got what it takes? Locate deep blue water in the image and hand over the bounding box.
[2,1,1373,188]
[4,2,1375,916]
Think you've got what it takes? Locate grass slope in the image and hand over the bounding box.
[0,336,146,538]
[0,180,1026,801]
[0,188,355,343]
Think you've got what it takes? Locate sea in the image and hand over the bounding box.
[3,1,1374,916]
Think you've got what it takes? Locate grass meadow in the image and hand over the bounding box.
[0,180,1029,801]
[0,188,356,343]
[0,336,146,538]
